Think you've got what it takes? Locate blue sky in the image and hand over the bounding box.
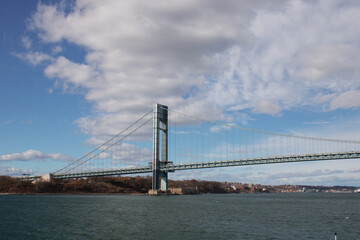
[1,0,360,186]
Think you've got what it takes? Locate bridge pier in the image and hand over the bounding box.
[152,103,169,192]
[160,171,168,191]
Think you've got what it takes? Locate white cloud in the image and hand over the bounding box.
[14,51,53,66]
[25,0,265,142]
[253,100,281,116]
[254,159,360,186]
[210,0,360,113]
[52,45,62,54]
[21,36,32,49]
[295,116,360,141]
[44,56,97,90]
[110,142,152,166]
[23,0,360,146]
[0,166,34,177]
[348,168,360,174]
[170,159,360,186]
[0,150,74,162]
[329,90,360,110]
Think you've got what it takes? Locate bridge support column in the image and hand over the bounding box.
[152,103,168,191]
[160,171,168,191]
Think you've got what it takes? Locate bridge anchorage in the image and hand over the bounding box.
[28,103,360,194]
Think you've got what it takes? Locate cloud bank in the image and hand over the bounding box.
[172,159,360,186]
[20,0,360,143]
[0,166,34,177]
[0,150,74,162]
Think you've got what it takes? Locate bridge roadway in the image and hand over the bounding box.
[52,151,360,179]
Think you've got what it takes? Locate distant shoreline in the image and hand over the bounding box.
[0,192,145,196]
[1,192,358,196]
[1,175,359,195]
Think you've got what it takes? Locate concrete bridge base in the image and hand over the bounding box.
[33,173,53,183]
[148,190,171,195]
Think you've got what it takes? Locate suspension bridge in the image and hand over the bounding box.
[32,104,360,193]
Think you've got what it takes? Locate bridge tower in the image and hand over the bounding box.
[152,103,169,191]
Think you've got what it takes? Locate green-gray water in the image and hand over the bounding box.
[0,193,359,239]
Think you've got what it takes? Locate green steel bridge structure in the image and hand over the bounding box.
[27,104,360,192]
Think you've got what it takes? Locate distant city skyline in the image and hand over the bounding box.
[1,0,360,186]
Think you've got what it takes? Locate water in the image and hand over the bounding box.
[0,193,359,240]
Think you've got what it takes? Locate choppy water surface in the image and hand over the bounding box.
[0,193,359,239]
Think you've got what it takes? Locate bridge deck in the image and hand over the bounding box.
[52,151,360,179]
